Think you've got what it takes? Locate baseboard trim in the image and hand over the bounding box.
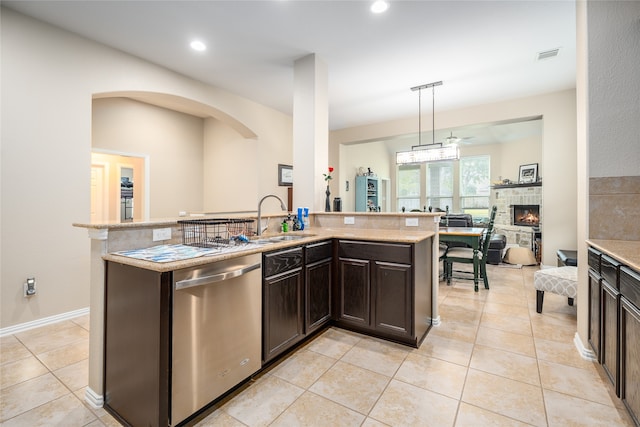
[574,331,597,361]
[0,307,90,337]
[84,386,104,409]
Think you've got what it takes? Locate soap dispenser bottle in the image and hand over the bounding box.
[285,214,293,232]
[296,208,305,230]
[303,207,310,229]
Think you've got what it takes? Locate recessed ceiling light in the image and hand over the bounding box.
[190,40,207,52]
[371,1,389,14]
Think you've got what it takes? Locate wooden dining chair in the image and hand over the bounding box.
[443,206,497,291]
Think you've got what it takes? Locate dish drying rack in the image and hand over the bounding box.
[178,218,256,248]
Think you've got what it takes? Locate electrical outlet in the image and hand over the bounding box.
[24,277,36,297]
[153,227,172,241]
[405,218,419,227]
[344,216,355,225]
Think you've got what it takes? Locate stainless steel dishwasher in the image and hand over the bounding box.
[171,253,262,425]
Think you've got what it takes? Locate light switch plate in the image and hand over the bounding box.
[153,227,172,241]
[344,216,355,225]
[405,218,419,227]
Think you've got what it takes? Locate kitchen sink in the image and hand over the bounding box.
[268,235,309,241]
[252,234,313,244]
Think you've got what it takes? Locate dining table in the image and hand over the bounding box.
[439,227,486,290]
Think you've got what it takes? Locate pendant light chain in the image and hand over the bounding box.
[432,85,435,145]
[411,80,442,148]
[418,88,422,147]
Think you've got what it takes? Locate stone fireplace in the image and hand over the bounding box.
[492,183,542,248]
[512,204,540,227]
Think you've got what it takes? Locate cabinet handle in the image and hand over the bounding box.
[175,263,260,290]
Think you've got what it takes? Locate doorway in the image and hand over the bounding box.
[120,166,134,221]
[91,151,148,222]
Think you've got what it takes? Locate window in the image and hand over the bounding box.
[426,162,453,211]
[459,155,490,218]
[395,155,490,218]
[397,165,421,211]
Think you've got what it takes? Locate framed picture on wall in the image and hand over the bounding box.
[518,163,538,184]
[278,164,293,186]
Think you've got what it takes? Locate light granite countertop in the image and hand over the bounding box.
[587,239,640,271]
[103,227,435,273]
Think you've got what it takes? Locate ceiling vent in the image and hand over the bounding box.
[537,48,560,61]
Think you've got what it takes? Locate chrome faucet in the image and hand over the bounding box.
[257,194,287,235]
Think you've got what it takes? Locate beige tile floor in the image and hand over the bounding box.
[1,264,636,426]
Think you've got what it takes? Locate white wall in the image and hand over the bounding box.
[587,1,640,178]
[203,118,263,213]
[0,9,293,329]
[339,141,391,212]
[330,90,577,266]
[92,98,205,218]
[491,136,543,183]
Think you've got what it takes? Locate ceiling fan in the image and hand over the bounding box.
[444,132,474,145]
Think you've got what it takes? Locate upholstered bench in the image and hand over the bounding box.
[533,266,577,313]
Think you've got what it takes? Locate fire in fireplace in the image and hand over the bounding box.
[512,204,540,226]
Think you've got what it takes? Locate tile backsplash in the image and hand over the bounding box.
[589,176,640,241]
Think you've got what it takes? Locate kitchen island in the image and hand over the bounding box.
[74,211,442,424]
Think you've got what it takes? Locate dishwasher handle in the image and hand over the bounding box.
[175,262,261,290]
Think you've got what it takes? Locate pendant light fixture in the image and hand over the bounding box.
[396,81,460,164]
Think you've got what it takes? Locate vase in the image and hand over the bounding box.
[325,185,331,212]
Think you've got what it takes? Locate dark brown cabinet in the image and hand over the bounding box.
[262,241,334,363]
[336,239,432,346]
[104,262,171,427]
[620,266,640,426]
[263,246,305,363]
[588,244,640,427]
[337,241,411,337]
[305,240,332,334]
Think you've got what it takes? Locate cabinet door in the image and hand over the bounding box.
[373,261,412,339]
[337,258,370,327]
[306,258,332,334]
[354,176,367,212]
[264,246,303,277]
[620,297,640,426]
[588,269,601,360]
[263,268,304,363]
[601,280,620,394]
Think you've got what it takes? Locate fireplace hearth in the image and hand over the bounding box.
[512,204,540,226]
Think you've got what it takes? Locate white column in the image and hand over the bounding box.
[292,54,329,212]
[85,229,108,408]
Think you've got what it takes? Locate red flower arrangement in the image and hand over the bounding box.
[323,166,334,182]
